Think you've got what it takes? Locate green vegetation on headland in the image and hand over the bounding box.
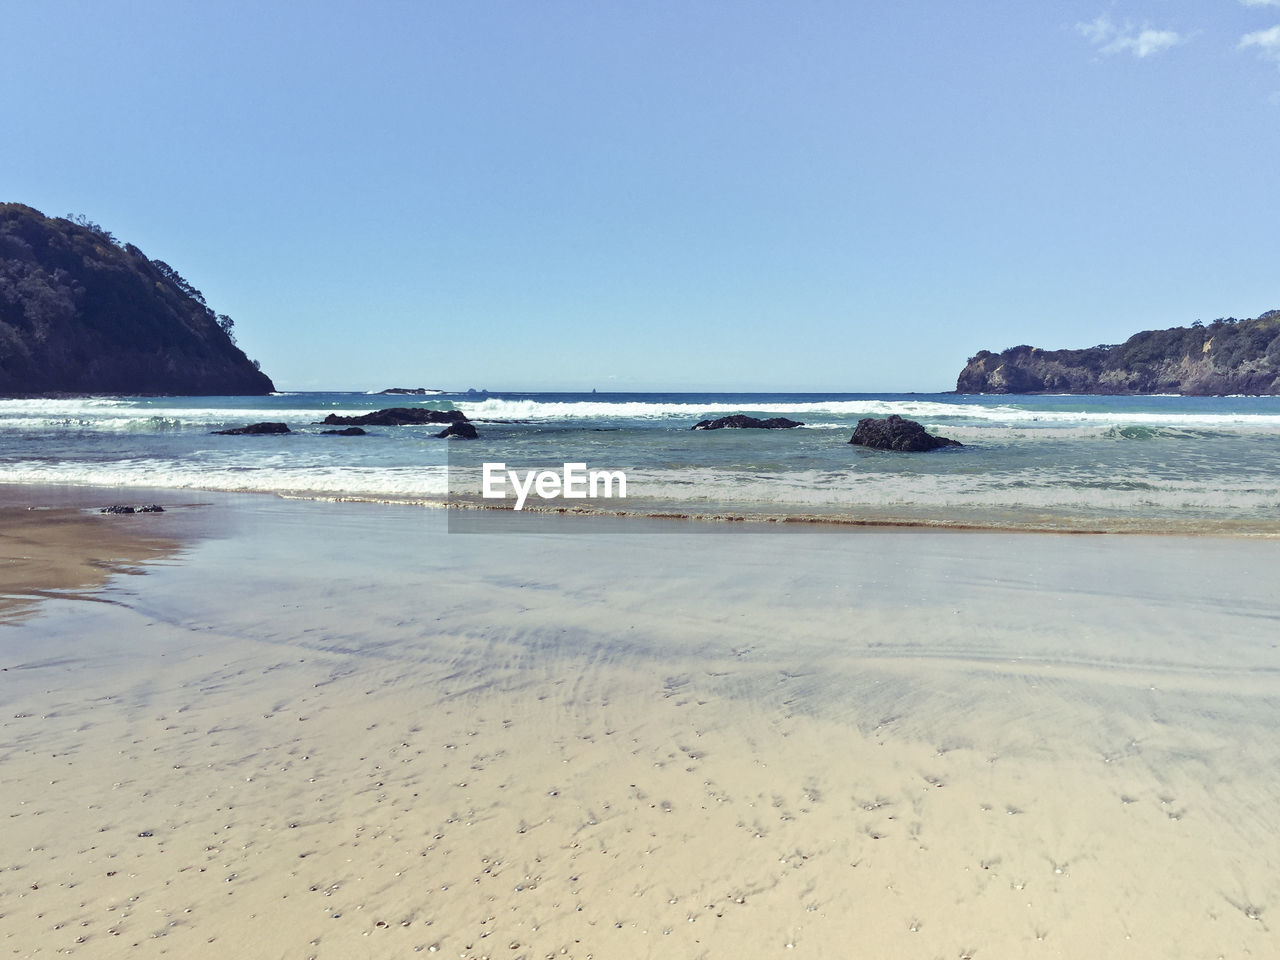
[956,310,1280,395]
[1,203,274,396]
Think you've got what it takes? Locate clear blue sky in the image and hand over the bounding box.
[4,1,1279,391]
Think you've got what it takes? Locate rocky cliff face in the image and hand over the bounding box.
[956,311,1280,395]
[0,203,274,396]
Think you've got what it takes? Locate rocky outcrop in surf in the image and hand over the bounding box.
[692,415,804,430]
[211,422,290,435]
[849,415,961,452]
[319,407,469,426]
[435,421,478,439]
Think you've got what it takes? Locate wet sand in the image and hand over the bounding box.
[0,498,181,624]
[1,492,1278,958]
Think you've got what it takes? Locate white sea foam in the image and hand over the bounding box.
[452,397,1280,430]
[0,397,128,414]
[455,398,994,421]
[0,404,411,432]
[9,456,1278,528]
[446,465,1280,514]
[0,461,450,498]
[6,395,1280,433]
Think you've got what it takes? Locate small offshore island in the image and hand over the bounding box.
[958,310,1280,395]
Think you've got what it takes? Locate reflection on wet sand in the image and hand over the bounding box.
[0,506,179,623]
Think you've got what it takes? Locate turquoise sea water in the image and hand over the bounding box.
[3,391,1280,533]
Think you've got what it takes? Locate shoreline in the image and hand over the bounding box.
[6,480,1279,539]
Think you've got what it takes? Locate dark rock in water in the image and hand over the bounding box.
[137,504,164,513]
[319,407,468,426]
[691,415,804,430]
[377,386,441,395]
[100,504,164,514]
[100,505,135,514]
[320,426,367,436]
[435,421,478,439]
[211,421,291,435]
[849,415,961,452]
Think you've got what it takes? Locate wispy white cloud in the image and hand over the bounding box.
[1077,14,1116,45]
[1240,0,1280,8]
[1120,29,1183,57]
[1077,14,1184,58]
[1240,24,1280,66]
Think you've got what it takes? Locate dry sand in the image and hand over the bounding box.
[1,492,1277,958]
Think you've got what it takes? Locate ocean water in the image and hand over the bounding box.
[3,391,1280,533]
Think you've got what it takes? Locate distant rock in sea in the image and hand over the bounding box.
[956,310,1280,395]
[99,504,164,514]
[435,421,478,439]
[376,387,443,395]
[212,422,291,435]
[692,415,804,430]
[319,407,468,426]
[320,426,367,436]
[849,415,961,452]
[0,203,275,396]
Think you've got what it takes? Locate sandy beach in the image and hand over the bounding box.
[2,489,1278,959]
